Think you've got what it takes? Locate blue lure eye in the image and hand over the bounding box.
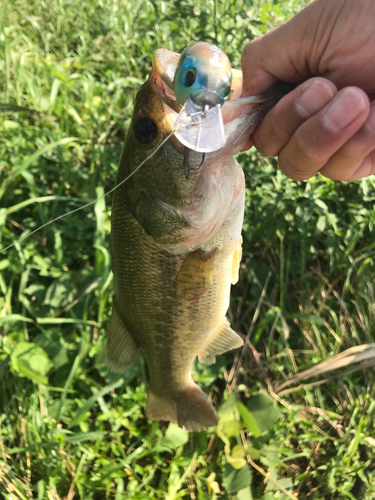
[173,42,232,108]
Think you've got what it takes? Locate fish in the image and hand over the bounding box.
[106,42,291,431]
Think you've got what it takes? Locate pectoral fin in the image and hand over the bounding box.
[198,320,243,365]
[106,302,140,373]
[176,249,216,300]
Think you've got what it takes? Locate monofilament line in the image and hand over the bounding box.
[0,129,176,255]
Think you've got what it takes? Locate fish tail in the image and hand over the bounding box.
[146,383,218,432]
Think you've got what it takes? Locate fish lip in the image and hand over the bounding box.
[152,49,179,94]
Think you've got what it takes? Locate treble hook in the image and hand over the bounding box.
[164,147,205,180]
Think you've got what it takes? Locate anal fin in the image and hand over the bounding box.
[198,320,243,365]
[106,302,140,373]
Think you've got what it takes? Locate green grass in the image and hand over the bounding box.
[1,0,375,498]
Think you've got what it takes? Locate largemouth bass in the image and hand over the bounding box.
[107,43,290,431]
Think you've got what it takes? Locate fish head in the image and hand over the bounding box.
[116,44,291,252]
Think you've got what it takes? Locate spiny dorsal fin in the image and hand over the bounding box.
[106,302,140,373]
[198,320,243,365]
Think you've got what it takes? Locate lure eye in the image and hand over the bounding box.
[134,117,158,144]
[183,68,196,87]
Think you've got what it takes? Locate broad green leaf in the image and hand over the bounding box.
[228,457,247,469]
[206,473,221,494]
[44,273,77,308]
[34,332,68,369]
[159,423,189,449]
[265,476,294,499]
[10,342,51,384]
[226,444,246,469]
[236,486,253,500]
[248,447,261,460]
[228,444,247,469]
[3,120,20,129]
[260,444,279,467]
[223,464,252,494]
[218,393,238,415]
[237,402,261,437]
[222,419,243,437]
[0,258,9,271]
[246,394,282,433]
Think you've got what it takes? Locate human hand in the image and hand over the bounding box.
[241,0,375,181]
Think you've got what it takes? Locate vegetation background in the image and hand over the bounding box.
[1,0,375,498]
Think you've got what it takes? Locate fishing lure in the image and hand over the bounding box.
[171,43,233,177]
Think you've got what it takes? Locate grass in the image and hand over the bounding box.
[1,0,375,498]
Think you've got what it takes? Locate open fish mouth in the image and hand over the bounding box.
[149,48,292,157]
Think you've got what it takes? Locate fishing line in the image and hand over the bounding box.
[0,129,177,255]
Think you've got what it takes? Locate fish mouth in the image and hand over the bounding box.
[151,48,291,155]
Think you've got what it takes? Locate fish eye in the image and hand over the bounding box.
[183,68,196,87]
[133,117,158,144]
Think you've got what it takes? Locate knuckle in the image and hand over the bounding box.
[280,157,310,181]
[293,128,325,164]
[241,36,262,64]
[254,133,274,157]
[254,114,288,157]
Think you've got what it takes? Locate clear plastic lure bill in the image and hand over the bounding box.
[173,96,226,153]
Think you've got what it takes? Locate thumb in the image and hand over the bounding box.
[241,2,325,96]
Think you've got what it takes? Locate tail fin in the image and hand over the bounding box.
[146,383,218,432]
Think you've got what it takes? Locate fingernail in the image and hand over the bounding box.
[323,88,368,132]
[295,81,334,118]
[364,100,375,132]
